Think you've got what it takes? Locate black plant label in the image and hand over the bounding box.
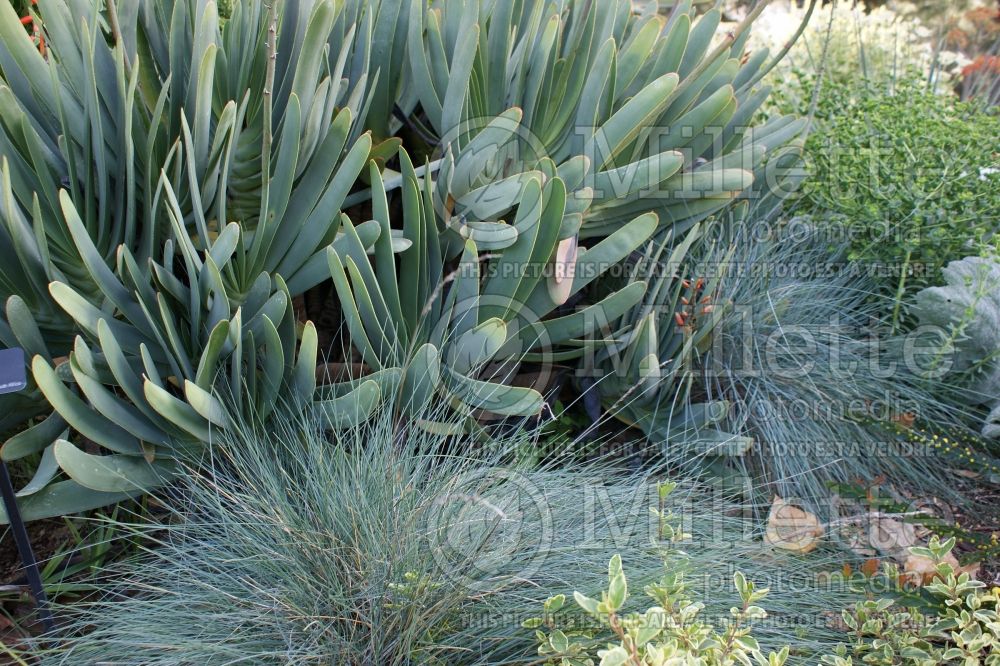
[0,348,27,394]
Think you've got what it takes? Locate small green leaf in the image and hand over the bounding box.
[574,591,600,616]
[607,554,627,611]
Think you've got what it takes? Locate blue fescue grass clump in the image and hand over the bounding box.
[36,400,864,665]
[41,401,501,664]
[702,225,982,512]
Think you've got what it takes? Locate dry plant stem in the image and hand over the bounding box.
[671,0,775,103]
[608,611,642,666]
[260,1,279,223]
[891,248,912,334]
[106,0,130,70]
[807,0,838,123]
[720,598,750,661]
[740,0,820,94]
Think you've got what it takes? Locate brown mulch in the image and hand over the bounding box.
[0,518,73,659]
[0,519,73,585]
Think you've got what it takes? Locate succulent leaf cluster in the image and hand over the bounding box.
[0,0,801,520]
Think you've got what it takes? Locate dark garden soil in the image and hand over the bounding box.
[0,519,73,585]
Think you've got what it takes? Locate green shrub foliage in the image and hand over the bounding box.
[792,77,1000,325]
[822,537,1000,665]
[525,484,792,666]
